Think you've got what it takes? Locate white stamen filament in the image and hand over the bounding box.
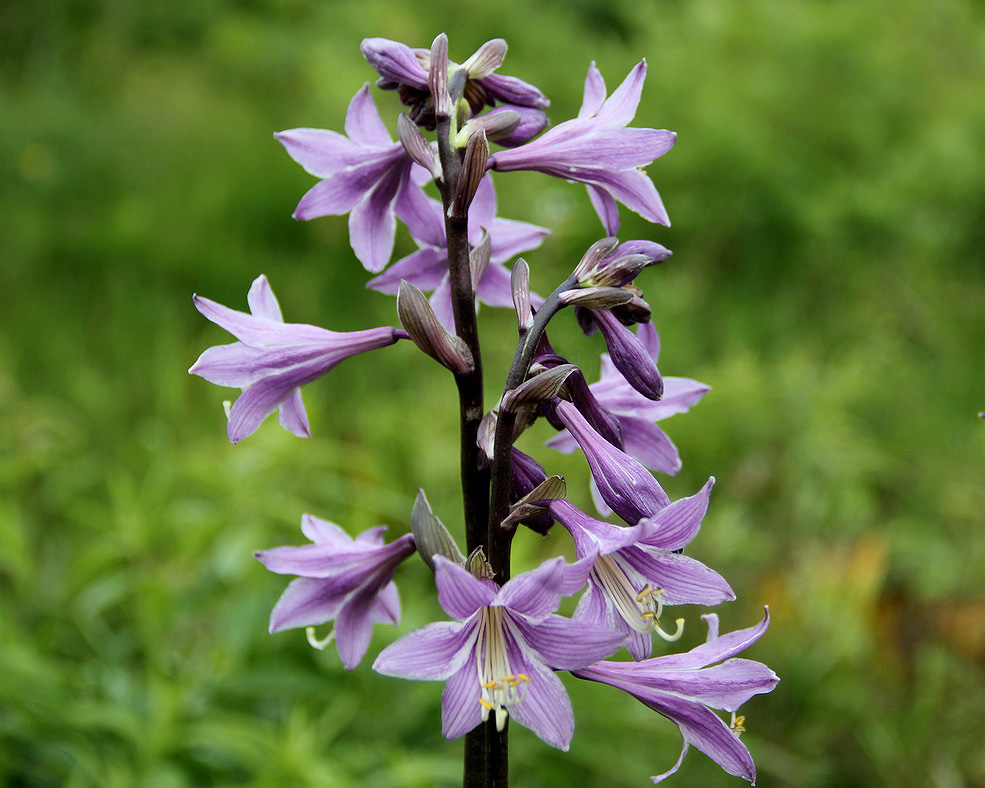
[593,555,685,642]
[476,607,530,730]
[305,625,336,650]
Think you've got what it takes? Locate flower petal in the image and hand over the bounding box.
[441,657,484,739]
[434,556,497,619]
[373,620,476,680]
[277,388,311,438]
[247,274,284,321]
[638,477,714,551]
[621,416,680,475]
[501,636,575,750]
[510,613,625,669]
[594,60,647,127]
[620,549,735,606]
[344,84,393,148]
[366,247,448,294]
[275,128,360,178]
[496,555,591,620]
[587,184,621,234]
[267,576,347,633]
[578,62,607,119]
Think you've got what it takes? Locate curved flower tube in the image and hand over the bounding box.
[189,275,401,443]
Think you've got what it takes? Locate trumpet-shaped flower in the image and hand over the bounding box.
[255,515,416,669]
[189,275,401,443]
[373,555,625,750]
[549,480,733,660]
[489,61,676,234]
[572,610,779,783]
[276,84,424,272]
[368,174,548,329]
[548,322,710,486]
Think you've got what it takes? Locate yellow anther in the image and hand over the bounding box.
[516,673,530,682]
[482,680,499,689]
[479,698,494,710]
[730,713,746,734]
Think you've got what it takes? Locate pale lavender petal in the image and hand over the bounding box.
[544,429,577,454]
[277,388,311,438]
[192,295,333,346]
[501,637,574,750]
[274,128,360,178]
[366,247,448,294]
[348,160,411,272]
[646,659,780,712]
[441,658,483,739]
[577,62,607,118]
[255,543,377,577]
[623,621,653,661]
[395,181,446,247]
[373,580,401,623]
[334,588,382,669]
[573,579,614,629]
[300,514,353,545]
[189,342,267,387]
[467,175,497,233]
[589,165,671,226]
[621,416,680,474]
[428,276,456,332]
[638,477,714,551]
[620,549,735,606]
[228,369,303,443]
[434,556,497,619]
[652,697,756,783]
[475,263,516,309]
[344,84,392,148]
[354,525,388,545]
[510,613,625,669]
[496,555,592,619]
[247,274,283,320]
[267,576,346,632]
[587,184,620,234]
[487,217,550,263]
[650,610,771,671]
[595,60,647,127]
[292,175,363,219]
[590,476,613,518]
[373,620,476,680]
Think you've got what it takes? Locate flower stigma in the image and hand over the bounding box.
[305,625,336,650]
[476,607,530,730]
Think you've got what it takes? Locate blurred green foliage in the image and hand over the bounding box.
[2,0,984,785]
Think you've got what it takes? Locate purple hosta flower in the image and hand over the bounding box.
[548,480,734,660]
[276,84,425,273]
[189,274,401,443]
[548,322,709,486]
[367,174,548,329]
[554,399,671,524]
[572,610,778,783]
[489,60,676,234]
[255,515,416,669]
[361,37,549,129]
[374,555,625,749]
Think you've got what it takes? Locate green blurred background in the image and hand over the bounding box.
[2,0,984,785]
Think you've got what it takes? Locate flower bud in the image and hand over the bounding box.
[396,280,474,374]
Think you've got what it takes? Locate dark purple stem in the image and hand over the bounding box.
[436,115,495,788]
[486,277,577,577]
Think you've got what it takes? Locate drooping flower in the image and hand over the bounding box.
[572,610,779,784]
[547,322,710,482]
[275,84,425,273]
[367,174,548,329]
[548,480,734,660]
[361,37,549,130]
[189,274,401,443]
[373,555,625,750]
[489,61,676,234]
[255,515,416,669]
[553,399,671,524]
